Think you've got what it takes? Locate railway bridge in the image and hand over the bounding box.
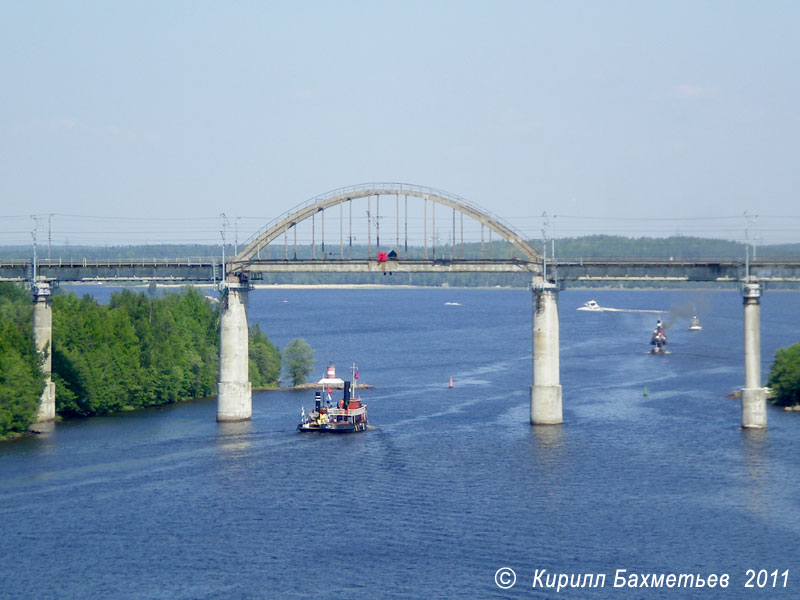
[5,183,800,430]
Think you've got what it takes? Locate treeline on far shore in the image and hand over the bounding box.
[0,283,304,439]
[2,235,800,261]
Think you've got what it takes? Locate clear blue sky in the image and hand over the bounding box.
[1,1,798,245]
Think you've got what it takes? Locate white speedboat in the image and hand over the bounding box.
[577,300,604,311]
[689,315,702,331]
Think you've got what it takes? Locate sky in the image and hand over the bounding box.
[1,1,799,246]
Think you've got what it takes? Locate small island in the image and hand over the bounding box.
[0,284,317,440]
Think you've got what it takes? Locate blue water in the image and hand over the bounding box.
[1,287,799,599]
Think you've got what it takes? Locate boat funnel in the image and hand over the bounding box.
[343,381,351,403]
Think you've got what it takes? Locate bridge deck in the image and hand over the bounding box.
[2,257,800,283]
[552,259,800,282]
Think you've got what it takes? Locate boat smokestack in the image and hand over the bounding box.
[315,391,322,413]
[343,381,351,403]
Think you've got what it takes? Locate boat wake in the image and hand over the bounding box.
[578,299,664,314]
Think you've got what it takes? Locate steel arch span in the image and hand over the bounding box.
[232,183,540,271]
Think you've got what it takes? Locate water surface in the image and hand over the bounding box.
[2,288,799,598]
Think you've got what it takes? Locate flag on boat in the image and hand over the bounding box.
[354,369,359,380]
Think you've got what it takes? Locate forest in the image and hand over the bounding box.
[0,285,283,438]
[0,283,45,437]
[2,235,799,262]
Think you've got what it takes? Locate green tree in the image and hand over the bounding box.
[249,324,281,388]
[53,287,221,417]
[0,283,45,438]
[283,338,315,386]
[52,293,142,416]
[7,284,313,423]
[767,343,800,406]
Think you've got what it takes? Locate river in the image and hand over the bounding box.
[1,287,799,598]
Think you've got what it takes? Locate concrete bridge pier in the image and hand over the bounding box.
[741,282,767,429]
[32,281,56,423]
[530,277,562,425]
[217,275,252,422]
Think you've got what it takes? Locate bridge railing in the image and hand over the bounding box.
[45,256,219,265]
[4,255,797,268]
[1,257,220,267]
[552,256,800,264]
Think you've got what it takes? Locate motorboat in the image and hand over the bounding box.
[689,315,702,331]
[577,300,604,311]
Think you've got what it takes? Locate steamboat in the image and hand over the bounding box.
[297,364,368,433]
